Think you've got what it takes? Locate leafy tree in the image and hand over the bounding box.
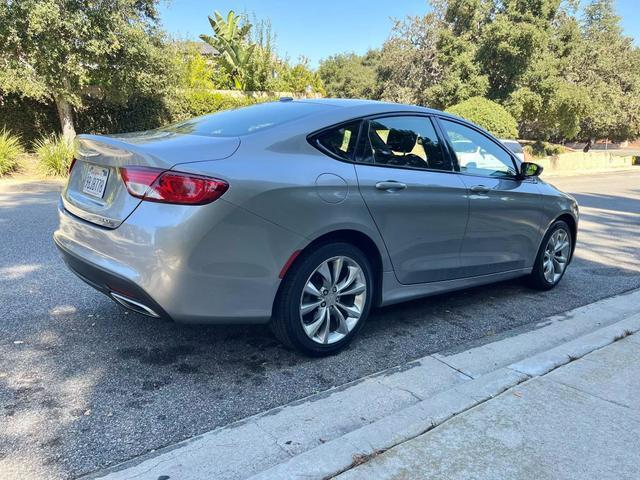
[178,43,216,90]
[430,0,489,106]
[476,0,565,101]
[199,11,324,95]
[377,14,444,106]
[571,0,640,142]
[279,57,325,94]
[245,18,278,91]
[200,10,256,90]
[377,9,487,109]
[318,51,381,99]
[0,0,176,140]
[504,3,590,141]
[446,96,518,138]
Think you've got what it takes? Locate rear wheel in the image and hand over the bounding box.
[271,242,373,356]
[528,220,572,290]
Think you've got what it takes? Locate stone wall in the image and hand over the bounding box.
[537,152,637,176]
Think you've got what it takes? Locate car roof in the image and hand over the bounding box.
[295,97,442,115]
[225,98,500,146]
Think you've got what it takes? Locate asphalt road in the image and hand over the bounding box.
[1,169,639,479]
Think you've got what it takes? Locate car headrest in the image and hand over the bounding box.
[387,129,417,153]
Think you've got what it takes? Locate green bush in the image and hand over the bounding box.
[446,97,519,139]
[168,89,270,121]
[0,129,24,176]
[523,141,568,158]
[34,135,76,176]
[0,94,59,146]
[75,95,174,135]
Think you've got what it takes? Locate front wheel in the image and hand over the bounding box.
[528,220,572,290]
[271,243,373,356]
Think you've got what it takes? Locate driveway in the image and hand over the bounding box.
[1,169,639,478]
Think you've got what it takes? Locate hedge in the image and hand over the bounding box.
[445,97,519,139]
[0,89,275,147]
[0,95,59,146]
[523,141,568,158]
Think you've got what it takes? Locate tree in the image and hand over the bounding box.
[318,51,381,99]
[475,0,565,101]
[446,97,518,138]
[245,18,278,91]
[0,0,175,140]
[504,3,591,141]
[571,0,640,142]
[279,57,325,94]
[200,10,256,90]
[377,8,488,109]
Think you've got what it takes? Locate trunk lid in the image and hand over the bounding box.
[62,130,240,228]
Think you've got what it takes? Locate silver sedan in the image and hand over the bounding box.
[54,99,578,355]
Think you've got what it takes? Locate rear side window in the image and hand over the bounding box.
[162,101,332,137]
[358,116,451,171]
[312,121,361,161]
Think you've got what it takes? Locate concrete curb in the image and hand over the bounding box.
[83,290,640,480]
[249,368,530,480]
[509,314,640,377]
[251,314,640,480]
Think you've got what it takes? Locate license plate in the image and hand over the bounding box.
[82,165,110,198]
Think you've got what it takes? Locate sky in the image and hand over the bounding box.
[158,0,640,68]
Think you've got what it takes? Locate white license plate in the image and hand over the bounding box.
[82,165,110,198]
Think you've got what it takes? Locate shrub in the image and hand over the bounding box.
[168,89,269,122]
[523,141,568,158]
[0,129,24,176]
[446,97,519,139]
[0,94,59,146]
[34,135,76,176]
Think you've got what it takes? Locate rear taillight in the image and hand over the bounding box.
[68,158,77,174]
[120,167,228,205]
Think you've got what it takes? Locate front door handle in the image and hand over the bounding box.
[375,181,407,192]
[470,185,491,194]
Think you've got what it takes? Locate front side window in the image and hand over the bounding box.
[313,121,361,161]
[440,119,517,177]
[358,116,451,171]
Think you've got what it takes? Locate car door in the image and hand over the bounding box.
[354,115,469,284]
[437,117,543,276]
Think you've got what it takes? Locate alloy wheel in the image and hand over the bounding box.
[299,256,367,345]
[543,228,571,284]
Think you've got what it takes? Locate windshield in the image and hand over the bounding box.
[161,101,332,137]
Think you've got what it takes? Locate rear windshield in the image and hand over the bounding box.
[161,101,331,137]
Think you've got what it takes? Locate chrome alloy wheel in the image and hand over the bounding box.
[543,228,571,284]
[299,256,367,345]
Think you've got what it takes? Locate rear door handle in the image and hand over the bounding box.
[375,181,407,192]
[470,185,491,194]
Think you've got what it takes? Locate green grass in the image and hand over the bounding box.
[34,134,76,177]
[0,129,24,176]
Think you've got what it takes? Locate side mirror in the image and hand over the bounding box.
[520,162,543,178]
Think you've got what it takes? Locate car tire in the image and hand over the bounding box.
[528,220,572,291]
[271,242,374,356]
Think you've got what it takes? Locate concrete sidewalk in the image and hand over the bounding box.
[337,334,640,480]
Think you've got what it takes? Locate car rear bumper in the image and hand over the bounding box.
[54,198,306,325]
[55,237,171,320]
